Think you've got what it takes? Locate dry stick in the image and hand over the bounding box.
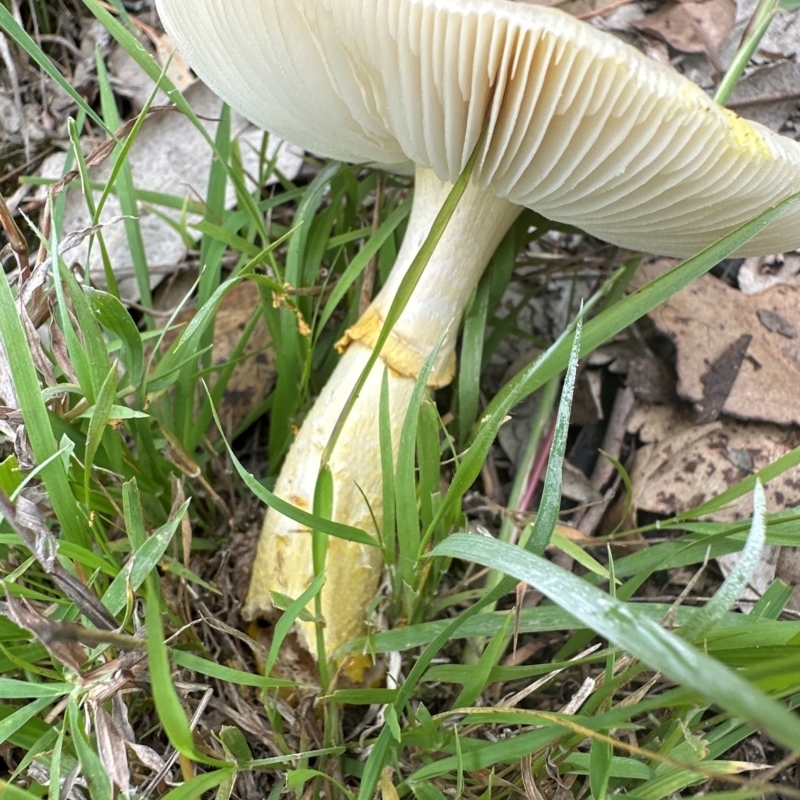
[725,92,800,108]
[761,752,800,783]
[728,91,800,107]
[0,191,30,281]
[140,687,216,799]
[480,451,505,505]
[1,148,54,185]
[574,386,636,535]
[0,489,119,631]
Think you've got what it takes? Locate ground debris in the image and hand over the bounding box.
[628,401,800,524]
[633,0,736,69]
[635,259,800,426]
[39,77,302,300]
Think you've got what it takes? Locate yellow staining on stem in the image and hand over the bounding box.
[336,307,456,388]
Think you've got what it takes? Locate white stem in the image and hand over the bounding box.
[245,167,520,674]
[340,168,522,386]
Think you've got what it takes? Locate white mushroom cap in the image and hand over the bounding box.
[157,0,800,257]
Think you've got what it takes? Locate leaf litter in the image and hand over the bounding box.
[3,0,800,796]
[38,76,302,301]
[634,258,800,426]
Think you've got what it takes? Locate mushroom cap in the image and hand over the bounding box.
[157,0,800,257]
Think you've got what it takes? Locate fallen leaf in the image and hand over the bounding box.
[774,547,800,611]
[150,31,196,94]
[627,356,676,403]
[559,0,625,18]
[39,81,302,301]
[756,308,797,338]
[159,281,275,437]
[717,0,759,69]
[630,403,800,516]
[695,332,751,424]
[629,402,800,522]
[634,0,736,66]
[208,282,275,436]
[758,7,800,60]
[0,594,87,676]
[637,261,800,426]
[727,61,800,134]
[0,493,118,631]
[93,704,131,795]
[716,545,781,609]
[588,3,648,34]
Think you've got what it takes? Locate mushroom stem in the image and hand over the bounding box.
[245,166,521,666]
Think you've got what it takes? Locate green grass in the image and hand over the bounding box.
[1,3,800,800]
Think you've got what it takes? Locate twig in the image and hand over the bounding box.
[574,386,635,535]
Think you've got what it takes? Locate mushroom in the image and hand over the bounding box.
[156,0,800,669]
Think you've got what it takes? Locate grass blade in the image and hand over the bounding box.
[0,268,86,546]
[159,769,236,800]
[0,7,108,131]
[102,500,188,615]
[523,316,582,556]
[430,534,800,752]
[83,366,117,509]
[682,481,767,641]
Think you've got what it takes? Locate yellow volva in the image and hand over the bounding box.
[155,0,800,669]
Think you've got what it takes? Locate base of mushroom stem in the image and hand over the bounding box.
[245,618,383,687]
[244,340,420,666]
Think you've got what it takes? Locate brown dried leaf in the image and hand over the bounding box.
[49,317,77,385]
[756,309,797,338]
[106,25,197,112]
[17,298,56,388]
[695,332,751,424]
[571,369,604,427]
[39,82,302,300]
[638,262,800,426]
[126,741,169,775]
[84,649,148,704]
[0,333,18,408]
[634,0,736,66]
[758,7,800,61]
[774,548,800,611]
[558,0,625,18]
[5,424,34,472]
[628,402,800,521]
[628,356,676,403]
[0,491,118,631]
[0,593,87,675]
[15,496,57,570]
[210,282,275,435]
[151,31,196,94]
[728,61,800,134]
[112,694,136,742]
[93,704,131,795]
[160,281,275,437]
